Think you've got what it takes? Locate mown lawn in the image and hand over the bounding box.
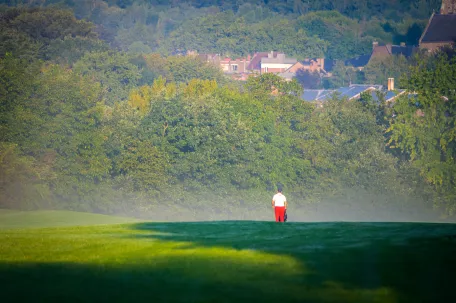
[1,213,456,302]
[0,209,137,229]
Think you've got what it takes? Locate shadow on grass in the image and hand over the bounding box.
[1,221,456,302]
[127,221,456,303]
[0,261,397,303]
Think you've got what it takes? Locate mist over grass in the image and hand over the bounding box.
[2,180,453,226]
[88,187,453,224]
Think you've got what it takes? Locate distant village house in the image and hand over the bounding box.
[259,51,297,74]
[419,0,456,52]
[193,51,332,83]
[219,56,251,74]
[345,41,416,71]
[302,79,406,105]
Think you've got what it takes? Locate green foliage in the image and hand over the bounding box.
[296,11,373,60]
[0,27,42,60]
[0,142,53,209]
[45,36,110,65]
[295,70,322,89]
[103,101,169,193]
[363,55,410,87]
[0,7,99,61]
[1,4,454,217]
[300,97,398,194]
[387,53,456,214]
[138,53,226,85]
[73,51,141,104]
[8,8,96,42]
[1,2,433,62]
[326,61,355,88]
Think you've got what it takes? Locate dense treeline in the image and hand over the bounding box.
[1,0,440,19]
[1,6,455,216]
[0,54,409,213]
[0,0,436,60]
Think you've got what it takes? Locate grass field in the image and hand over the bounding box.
[1,211,456,302]
[0,209,138,229]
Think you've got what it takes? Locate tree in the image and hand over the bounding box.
[9,8,96,42]
[0,142,54,209]
[73,51,141,104]
[295,69,322,89]
[45,36,110,65]
[363,55,410,87]
[298,96,398,194]
[296,11,373,60]
[387,53,456,214]
[326,61,355,88]
[139,53,225,84]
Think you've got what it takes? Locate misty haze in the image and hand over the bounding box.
[1,0,456,302]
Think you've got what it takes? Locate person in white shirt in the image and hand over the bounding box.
[272,188,287,222]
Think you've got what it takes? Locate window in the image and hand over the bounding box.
[232,64,238,71]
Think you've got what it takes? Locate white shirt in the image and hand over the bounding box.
[272,193,287,207]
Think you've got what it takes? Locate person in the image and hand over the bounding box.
[272,188,287,222]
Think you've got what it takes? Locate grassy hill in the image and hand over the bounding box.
[1,217,455,302]
[0,209,137,229]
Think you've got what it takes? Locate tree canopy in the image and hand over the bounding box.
[1,5,455,217]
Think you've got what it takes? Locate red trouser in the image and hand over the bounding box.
[275,206,285,222]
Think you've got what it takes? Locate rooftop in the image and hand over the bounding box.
[420,13,456,43]
[345,54,371,68]
[247,52,280,70]
[301,84,405,102]
[261,57,297,65]
[372,44,416,58]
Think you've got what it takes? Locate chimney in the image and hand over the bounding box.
[440,0,456,14]
[388,78,394,91]
[268,51,274,59]
[373,41,379,49]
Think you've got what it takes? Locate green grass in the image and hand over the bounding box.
[0,209,138,229]
[1,212,456,302]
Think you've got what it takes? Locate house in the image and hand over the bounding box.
[246,51,298,74]
[419,0,456,52]
[345,42,416,70]
[261,52,297,74]
[198,53,221,66]
[195,52,253,80]
[257,51,297,74]
[197,51,314,81]
[287,58,325,74]
[219,56,251,74]
[301,79,405,103]
[247,51,279,72]
[370,42,416,61]
[276,58,327,81]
